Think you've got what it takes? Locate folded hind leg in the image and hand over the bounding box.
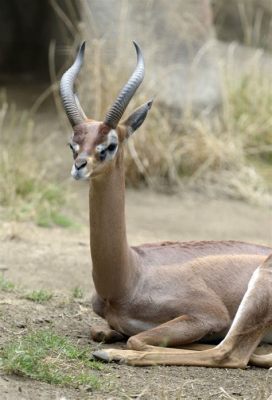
[213,254,272,368]
[93,313,232,366]
[93,254,272,367]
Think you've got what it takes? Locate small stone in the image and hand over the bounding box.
[16,322,26,328]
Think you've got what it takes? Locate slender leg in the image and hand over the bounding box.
[165,343,272,367]
[91,325,126,343]
[93,254,272,367]
[93,313,230,366]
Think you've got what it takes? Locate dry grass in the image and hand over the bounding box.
[212,0,272,51]
[51,1,272,205]
[0,97,73,226]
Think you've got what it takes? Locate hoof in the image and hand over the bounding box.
[92,349,126,364]
[91,326,126,343]
[91,331,107,343]
[92,350,112,363]
[93,350,111,362]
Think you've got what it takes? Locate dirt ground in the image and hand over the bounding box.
[1,189,272,400]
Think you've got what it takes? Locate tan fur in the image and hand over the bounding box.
[69,119,272,368]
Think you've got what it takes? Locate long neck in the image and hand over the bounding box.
[89,149,138,300]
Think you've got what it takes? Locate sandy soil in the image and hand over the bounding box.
[1,189,272,399]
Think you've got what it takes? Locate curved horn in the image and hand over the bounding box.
[60,42,86,127]
[104,41,145,128]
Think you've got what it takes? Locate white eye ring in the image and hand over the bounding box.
[96,144,105,153]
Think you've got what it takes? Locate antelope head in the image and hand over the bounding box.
[60,41,152,181]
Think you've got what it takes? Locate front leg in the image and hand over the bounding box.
[93,254,272,367]
[91,294,126,343]
[91,325,126,343]
[93,313,234,366]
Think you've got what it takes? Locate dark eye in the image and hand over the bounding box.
[99,149,107,161]
[108,143,117,152]
[68,143,78,159]
[68,143,77,152]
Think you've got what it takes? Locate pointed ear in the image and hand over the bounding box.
[122,100,153,137]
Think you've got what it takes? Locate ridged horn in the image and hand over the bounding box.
[60,42,86,127]
[104,41,145,128]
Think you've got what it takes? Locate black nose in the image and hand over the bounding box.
[75,159,87,170]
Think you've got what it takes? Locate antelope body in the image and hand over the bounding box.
[60,42,272,368]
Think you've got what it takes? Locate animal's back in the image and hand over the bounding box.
[132,240,271,268]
